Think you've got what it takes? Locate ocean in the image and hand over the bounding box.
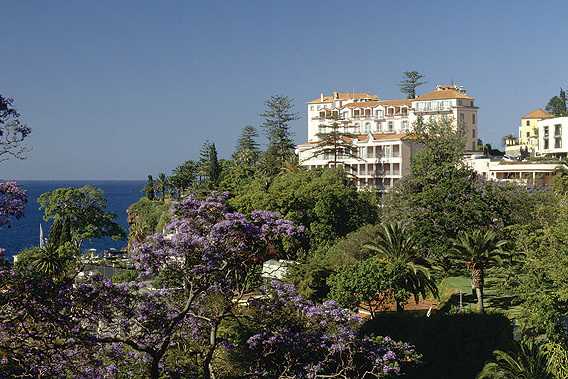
[0,180,147,262]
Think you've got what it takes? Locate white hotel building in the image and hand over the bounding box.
[296,85,478,190]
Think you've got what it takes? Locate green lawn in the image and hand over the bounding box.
[444,275,523,318]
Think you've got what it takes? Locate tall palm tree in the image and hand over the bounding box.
[362,221,438,312]
[449,230,507,313]
[155,173,169,201]
[476,340,555,379]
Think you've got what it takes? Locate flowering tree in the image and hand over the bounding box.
[0,192,419,378]
[243,280,421,378]
[1,192,304,378]
[0,95,30,260]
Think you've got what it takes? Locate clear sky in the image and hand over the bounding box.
[1,0,567,180]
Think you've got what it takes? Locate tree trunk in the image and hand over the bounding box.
[475,287,484,313]
[471,267,484,313]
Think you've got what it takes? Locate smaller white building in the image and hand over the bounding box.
[537,116,568,158]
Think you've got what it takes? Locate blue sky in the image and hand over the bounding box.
[1,0,567,180]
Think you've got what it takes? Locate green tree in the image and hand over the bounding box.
[449,230,507,312]
[48,217,72,247]
[170,160,198,199]
[144,175,155,200]
[327,258,389,319]
[546,88,568,117]
[362,221,438,312]
[198,141,222,190]
[307,114,360,170]
[231,168,377,251]
[233,125,260,166]
[259,95,299,167]
[476,340,555,379]
[155,173,169,200]
[397,71,428,99]
[384,116,495,258]
[38,185,126,248]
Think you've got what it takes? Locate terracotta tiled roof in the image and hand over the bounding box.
[345,101,380,108]
[378,99,412,107]
[308,96,334,103]
[369,133,409,141]
[414,89,473,101]
[308,92,378,103]
[335,92,378,100]
[522,109,553,119]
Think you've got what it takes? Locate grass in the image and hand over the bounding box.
[444,275,523,318]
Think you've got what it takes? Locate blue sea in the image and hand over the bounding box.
[0,180,147,262]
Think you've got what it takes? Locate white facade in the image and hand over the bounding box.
[299,85,478,190]
[536,117,568,158]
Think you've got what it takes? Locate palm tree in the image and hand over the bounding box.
[30,241,67,278]
[477,340,555,379]
[362,221,438,312]
[155,173,169,201]
[449,230,507,313]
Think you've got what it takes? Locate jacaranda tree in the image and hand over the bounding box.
[0,94,31,260]
[0,192,420,378]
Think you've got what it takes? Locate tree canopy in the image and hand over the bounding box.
[38,185,126,248]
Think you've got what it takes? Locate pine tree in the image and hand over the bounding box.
[233,125,260,166]
[397,71,428,99]
[198,141,222,189]
[259,95,299,167]
[307,114,361,170]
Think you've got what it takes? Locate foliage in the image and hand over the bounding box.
[38,185,126,248]
[448,230,507,312]
[230,168,378,252]
[144,174,155,200]
[48,216,72,247]
[397,71,428,99]
[508,199,568,342]
[324,224,384,269]
[260,95,299,166]
[361,222,438,312]
[198,141,222,191]
[1,192,305,378]
[127,197,178,247]
[476,340,555,379]
[155,172,169,200]
[242,280,422,378]
[384,117,540,259]
[111,269,139,284]
[15,242,80,280]
[0,94,31,162]
[169,160,198,198]
[327,258,392,319]
[233,125,260,166]
[545,88,568,117]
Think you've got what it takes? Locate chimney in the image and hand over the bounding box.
[333,91,338,99]
[321,93,324,102]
